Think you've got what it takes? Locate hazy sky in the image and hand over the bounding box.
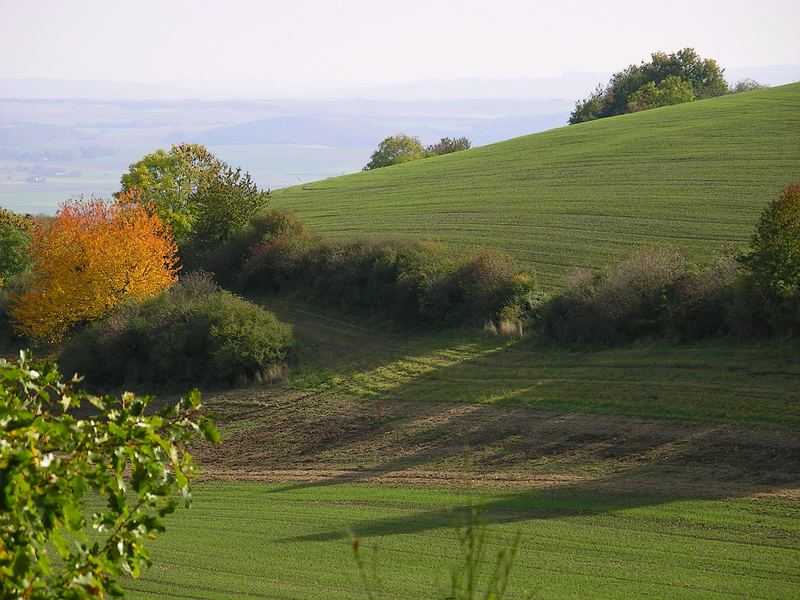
[1,0,798,85]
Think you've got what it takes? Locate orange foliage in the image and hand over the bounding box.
[11,193,179,341]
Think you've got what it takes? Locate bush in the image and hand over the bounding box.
[204,210,537,329]
[60,273,294,391]
[666,252,738,339]
[199,209,311,287]
[539,247,739,344]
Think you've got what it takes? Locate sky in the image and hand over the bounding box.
[1,0,798,89]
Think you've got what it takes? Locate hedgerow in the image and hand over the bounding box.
[206,210,538,329]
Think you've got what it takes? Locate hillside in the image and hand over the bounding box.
[272,83,800,287]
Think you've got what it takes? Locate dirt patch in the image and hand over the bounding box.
[194,387,800,497]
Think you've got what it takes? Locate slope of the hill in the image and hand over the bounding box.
[272,83,800,287]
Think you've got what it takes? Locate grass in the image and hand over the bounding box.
[271,84,800,288]
[122,482,800,600]
[266,298,800,426]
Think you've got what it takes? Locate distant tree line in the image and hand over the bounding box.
[569,48,768,124]
[363,135,471,170]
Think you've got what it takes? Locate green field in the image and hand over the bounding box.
[118,301,800,598]
[272,83,800,287]
[123,483,800,599]
[268,299,800,427]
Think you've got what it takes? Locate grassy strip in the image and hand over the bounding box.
[123,482,800,600]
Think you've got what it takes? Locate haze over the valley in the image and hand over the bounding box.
[0,0,797,214]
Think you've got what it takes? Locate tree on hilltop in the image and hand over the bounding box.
[627,75,695,112]
[363,134,428,170]
[427,137,472,155]
[569,48,728,124]
[730,78,768,93]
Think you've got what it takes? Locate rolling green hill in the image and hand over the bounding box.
[273,83,800,287]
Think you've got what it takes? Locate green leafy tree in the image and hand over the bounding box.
[118,144,269,254]
[0,352,219,598]
[188,166,271,254]
[569,48,728,123]
[568,85,607,124]
[363,134,428,170]
[741,183,800,298]
[427,137,472,155]
[627,75,695,112]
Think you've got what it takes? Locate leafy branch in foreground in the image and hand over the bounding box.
[0,352,219,598]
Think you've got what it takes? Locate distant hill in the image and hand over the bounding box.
[192,116,390,147]
[272,83,800,288]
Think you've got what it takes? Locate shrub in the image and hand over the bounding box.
[537,269,605,343]
[60,273,294,391]
[199,209,311,287]
[226,216,537,329]
[730,79,767,93]
[592,246,687,339]
[539,247,739,344]
[666,252,739,339]
[426,137,472,155]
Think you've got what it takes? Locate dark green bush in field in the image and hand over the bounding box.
[60,273,294,391]
[212,210,538,328]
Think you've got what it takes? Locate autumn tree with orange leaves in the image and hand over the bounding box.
[11,193,179,341]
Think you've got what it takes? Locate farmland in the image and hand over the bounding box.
[120,301,800,598]
[123,483,800,600]
[272,83,800,287]
[4,71,800,600]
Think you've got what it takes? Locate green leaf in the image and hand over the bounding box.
[12,550,31,577]
[199,419,221,444]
